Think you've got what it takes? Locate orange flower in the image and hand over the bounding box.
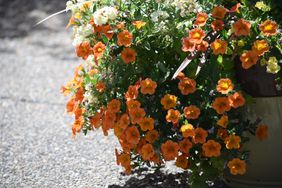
[107,99,121,113]
[61,85,71,96]
[125,85,139,101]
[117,114,130,130]
[256,124,268,141]
[121,48,137,64]
[118,134,136,152]
[76,41,92,60]
[161,94,177,110]
[212,6,227,19]
[193,127,208,144]
[150,154,162,165]
[194,12,208,27]
[216,78,234,94]
[212,97,231,114]
[117,30,133,47]
[202,140,221,157]
[139,117,154,131]
[126,100,141,111]
[196,40,209,52]
[179,139,193,153]
[93,41,106,58]
[211,39,227,55]
[188,28,206,44]
[178,77,197,95]
[184,105,201,119]
[217,115,228,128]
[132,21,146,29]
[141,143,155,161]
[136,138,147,154]
[66,98,76,115]
[252,40,269,56]
[161,140,179,161]
[229,3,241,13]
[129,107,146,124]
[90,111,103,129]
[225,135,241,149]
[75,87,85,102]
[72,116,84,136]
[176,155,189,169]
[180,124,195,138]
[114,123,125,138]
[217,128,228,140]
[66,16,76,28]
[166,109,181,124]
[101,25,114,40]
[88,68,99,77]
[145,130,159,143]
[233,19,251,36]
[116,22,125,29]
[228,92,245,108]
[140,78,157,95]
[259,19,278,36]
[96,81,106,93]
[115,150,131,169]
[176,72,186,80]
[102,110,116,136]
[125,126,140,145]
[211,20,224,31]
[181,37,196,52]
[240,50,258,69]
[92,22,103,34]
[228,158,246,175]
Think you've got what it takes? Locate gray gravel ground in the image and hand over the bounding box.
[0,1,228,187]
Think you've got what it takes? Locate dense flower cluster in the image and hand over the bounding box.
[62,0,281,186]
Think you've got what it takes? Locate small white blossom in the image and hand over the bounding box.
[266,57,281,74]
[151,11,169,22]
[84,91,95,104]
[72,24,93,46]
[93,6,118,26]
[85,55,95,67]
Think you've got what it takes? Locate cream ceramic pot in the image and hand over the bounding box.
[225,97,282,188]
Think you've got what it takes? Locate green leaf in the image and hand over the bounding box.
[217,55,223,64]
[190,178,208,188]
[226,47,233,55]
[200,159,221,181]
[222,59,235,71]
[211,157,225,171]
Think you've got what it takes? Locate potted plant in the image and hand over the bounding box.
[61,0,281,187]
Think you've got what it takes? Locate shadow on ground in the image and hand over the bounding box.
[109,168,228,188]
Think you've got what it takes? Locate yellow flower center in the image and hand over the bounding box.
[221,82,229,90]
[193,32,201,38]
[256,43,265,50]
[264,24,273,31]
[214,42,222,50]
[198,17,205,22]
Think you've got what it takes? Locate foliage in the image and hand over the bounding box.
[62,0,281,186]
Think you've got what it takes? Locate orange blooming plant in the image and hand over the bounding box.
[62,0,281,187]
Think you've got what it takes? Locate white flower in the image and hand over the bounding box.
[151,11,169,22]
[105,7,118,20]
[84,91,95,103]
[266,57,281,74]
[85,55,95,67]
[94,11,108,26]
[72,24,94,46]
[93,6,118,26]
[85,83,93,91]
